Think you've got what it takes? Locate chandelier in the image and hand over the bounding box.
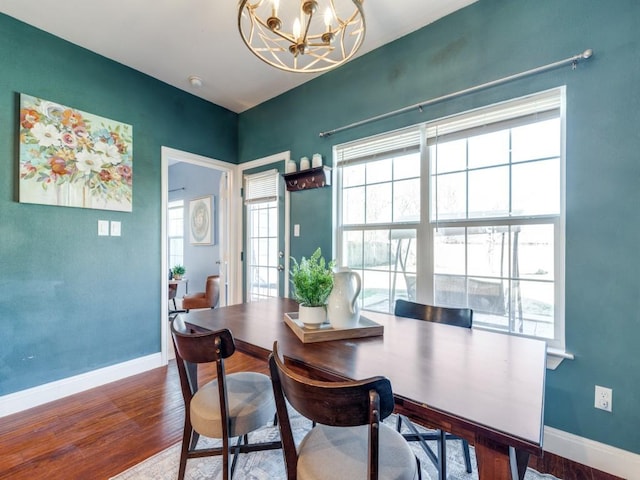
[238,0,365,73]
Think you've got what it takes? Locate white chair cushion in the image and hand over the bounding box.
[190,371,275,439]
[297,423,418,480]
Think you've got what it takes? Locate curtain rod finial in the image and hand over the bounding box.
[582,49,593,59]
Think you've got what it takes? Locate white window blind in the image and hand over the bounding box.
[336,127,421,166]
[425,88,561,141]
[244,169,279,205]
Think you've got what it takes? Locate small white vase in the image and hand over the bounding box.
[298,305,326,329]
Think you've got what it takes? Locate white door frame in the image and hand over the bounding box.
[231,151,291,305]
[160,146,235,363]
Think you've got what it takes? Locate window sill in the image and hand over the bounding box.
[547,347,574,370]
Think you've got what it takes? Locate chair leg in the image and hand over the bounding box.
[189,431,200,451]
[462,439,472,473]
[177,423,192,480]
[436,429,446,480]
[415,457,422,480]
[400,415,439,468]
[230,435,244,478]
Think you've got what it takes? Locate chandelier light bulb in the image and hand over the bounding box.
[272,0,279,16]
[293,17,301,40]
[324,7,332,29]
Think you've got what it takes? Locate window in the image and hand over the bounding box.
[335,88,565,348]
[168,199,184,270]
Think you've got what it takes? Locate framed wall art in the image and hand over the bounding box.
[19,93,133,212]
[189,195,213,245]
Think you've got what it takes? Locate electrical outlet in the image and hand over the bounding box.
[594,385,612,412]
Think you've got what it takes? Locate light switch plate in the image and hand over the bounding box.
[98,220,109,236]
[110,221,121,237]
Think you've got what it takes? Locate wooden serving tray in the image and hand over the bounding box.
[284,312,383,343]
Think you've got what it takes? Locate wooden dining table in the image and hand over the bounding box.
[182,297,546,480]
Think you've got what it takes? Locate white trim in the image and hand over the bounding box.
[544,426,640,479]
[161,147,235,361]
[0,353,162,418]
[546,347,574,370]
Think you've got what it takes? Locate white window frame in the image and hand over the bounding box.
[334,88,566,353]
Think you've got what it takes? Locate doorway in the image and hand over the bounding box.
[160,147,233,363]
[236,152,291,303]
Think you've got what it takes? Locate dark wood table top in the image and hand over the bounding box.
[184,297,546,460]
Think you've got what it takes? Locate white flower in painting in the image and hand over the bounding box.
[31,122,61,147]
[76,149,104,173]
[36,100,64,120]
[94,140,122,165]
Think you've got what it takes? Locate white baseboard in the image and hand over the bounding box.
[0,353,165,418]
[544,426,640,479]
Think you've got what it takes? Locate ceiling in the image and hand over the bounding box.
[0,0,476,113]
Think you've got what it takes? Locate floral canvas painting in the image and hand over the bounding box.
[19,94,133,211]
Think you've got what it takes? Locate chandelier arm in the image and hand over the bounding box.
[252,14,297,44]
[302,9,315,46]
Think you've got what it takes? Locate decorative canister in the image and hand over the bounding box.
[312,153,322,168]
[286,159,297,173]
[300,156,310,170]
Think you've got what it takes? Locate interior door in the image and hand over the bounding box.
[243,165,286,302]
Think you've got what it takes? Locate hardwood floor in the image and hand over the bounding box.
[0,352,623,480]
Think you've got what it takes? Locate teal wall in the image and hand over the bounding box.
[0,14,237,394]
[239,0,640,454]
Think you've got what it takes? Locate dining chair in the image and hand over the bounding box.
[394,299,473,479]
[182,274,220,312]
[268,340,420,480]
[170,316,281,480]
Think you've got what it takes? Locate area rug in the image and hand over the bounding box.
[111,411,559,480]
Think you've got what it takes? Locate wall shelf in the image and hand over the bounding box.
[283,166,332,192]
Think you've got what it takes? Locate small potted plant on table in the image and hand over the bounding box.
[172,265,186,280]
[290,248,334,329]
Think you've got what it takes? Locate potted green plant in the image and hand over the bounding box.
[290,248,334,329]
[172,265,186,280]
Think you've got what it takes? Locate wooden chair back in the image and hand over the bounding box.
[170,315,234,403]
[269,341,394,480]
[395,299,473,328]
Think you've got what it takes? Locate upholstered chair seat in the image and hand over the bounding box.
[297,424,418,480]
[191,372,275,439]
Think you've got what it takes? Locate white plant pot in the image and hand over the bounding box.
[299,305,326,329]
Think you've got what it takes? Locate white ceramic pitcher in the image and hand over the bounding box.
[327,267,362,329]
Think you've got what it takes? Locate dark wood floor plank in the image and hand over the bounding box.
[0,352,623,480]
